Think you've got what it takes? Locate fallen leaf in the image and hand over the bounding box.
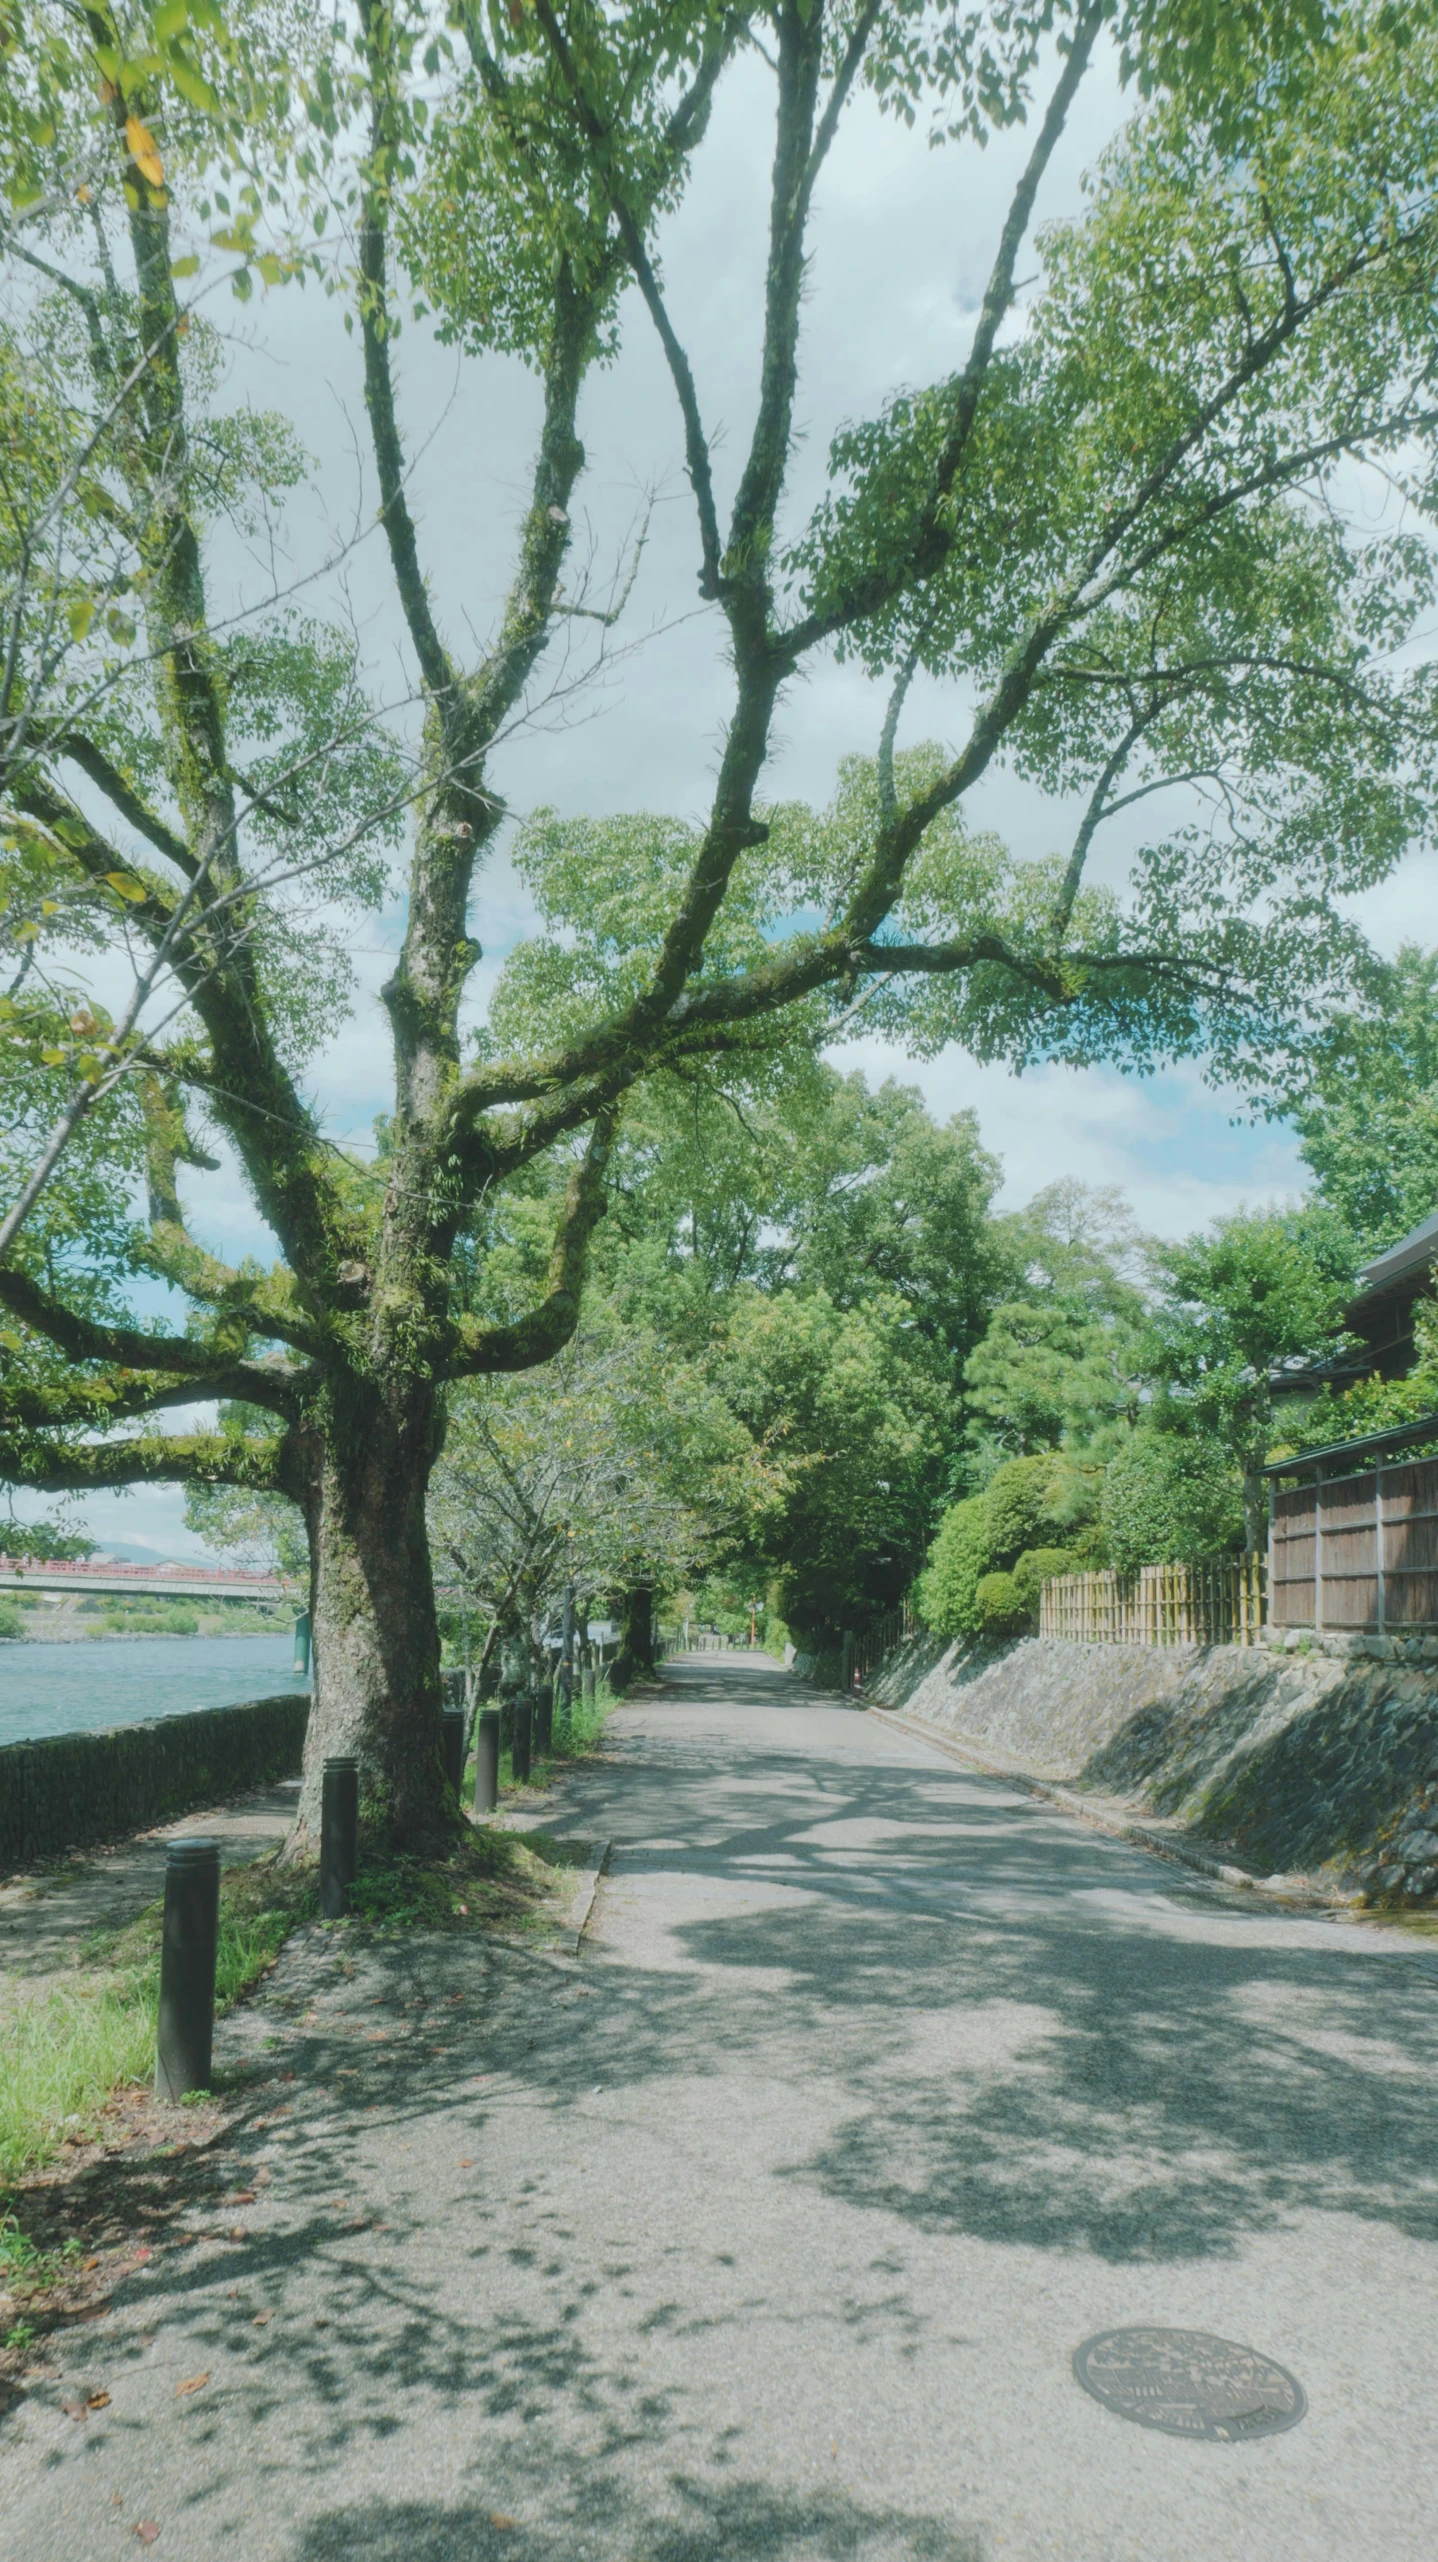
[135,2525,160,2545]
[62,2400,88,2421]
[228,2191,256,2205]
[228,2228,247,2242]
[175,2372,209,2397]
[131,2246,153,2265]
[490,2515,515,2532]
[459,2159,474,2169]
[82,2254,101,2271]
[87,2390,111,2410]
[252,2313,271,2328]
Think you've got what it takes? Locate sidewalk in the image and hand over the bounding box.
[0,1778,300,2008]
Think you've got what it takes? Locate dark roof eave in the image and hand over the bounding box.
[1262,1409,1438,1479]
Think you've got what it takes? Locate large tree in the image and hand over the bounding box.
[1295,945,1438,1252]
[5,0,1438,1844]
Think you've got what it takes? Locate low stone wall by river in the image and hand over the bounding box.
[0,1693,309,1872]
[866,1632,1438,1899]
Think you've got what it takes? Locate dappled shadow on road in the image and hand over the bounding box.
[8,1687,1436,2550]
[294,2479,984,2562]
[551,1706,1438,2265]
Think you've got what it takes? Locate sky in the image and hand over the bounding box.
[13,33,1438,1557]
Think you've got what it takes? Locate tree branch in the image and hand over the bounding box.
[784,0,1104,654]
[356,0,457,704]
[0,1262,304,1405]
[0,1424,290,1495]
[527,0,724,592]
[52,730,197,876]
[1049,715,1149,941]
[448,1108,616,1375]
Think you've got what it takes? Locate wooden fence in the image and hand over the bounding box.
[1268,1430,1438,1632]
[1039,1555,1267,1648]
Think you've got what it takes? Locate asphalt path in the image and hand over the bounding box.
[6,1652,1438,2561]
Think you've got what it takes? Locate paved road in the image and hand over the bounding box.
[6,1655,1438,2561]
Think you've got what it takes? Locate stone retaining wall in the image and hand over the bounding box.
[867,1632,1438,1900]
[0,1694,310,1872]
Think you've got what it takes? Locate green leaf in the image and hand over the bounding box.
[166,55,219,112]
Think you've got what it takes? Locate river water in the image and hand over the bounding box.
[0,1635,308,1748]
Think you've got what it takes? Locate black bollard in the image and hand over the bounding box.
[512,1695,533,1785]
[320,1754,359,1920]
[474,1708,500,1816]
[534,1680,553,1759]
[442,1707,466,1797]
[155,1837,220,2102]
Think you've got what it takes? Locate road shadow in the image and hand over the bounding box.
[7,1698,1436,2539]
[294,2479,984,2562]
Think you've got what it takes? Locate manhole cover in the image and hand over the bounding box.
[1073,2327,1306,2442]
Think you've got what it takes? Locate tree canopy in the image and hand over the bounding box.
[5,0,1438,1837]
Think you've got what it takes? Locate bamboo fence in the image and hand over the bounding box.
[1038,1555,1266,1648]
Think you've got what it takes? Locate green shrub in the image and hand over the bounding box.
[975,1571,1027,1639]
[1010,1546,1079,1623]
[103,1606,200,1636]
[915,1494,990,1636]
[0,1605,21,1641]
[916,1453,1101,1640]
[1101,1430,1244,1575]
[982,1456,1070,1569]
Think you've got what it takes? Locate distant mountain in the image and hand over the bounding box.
[91,1542,200,1565]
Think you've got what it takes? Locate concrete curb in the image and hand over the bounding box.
[862,1700,1334,1906]
[558,1838,610,1954]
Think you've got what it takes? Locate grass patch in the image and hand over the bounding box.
[462,1679,614,1803]
[347,1823,564,1936]
[1,1785,580,2195]
[0,1984,156,2189]
[0,1855,317,2189]
[101,1606,201,1636]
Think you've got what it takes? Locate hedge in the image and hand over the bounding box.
[0,1693,310,1872]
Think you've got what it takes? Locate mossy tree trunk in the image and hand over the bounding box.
[292,1384,448,1848]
